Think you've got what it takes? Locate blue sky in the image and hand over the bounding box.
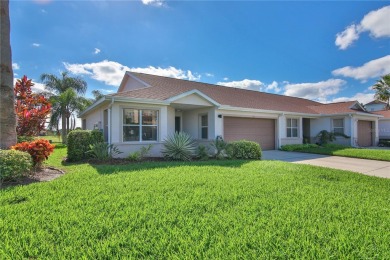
[10,0,390,104]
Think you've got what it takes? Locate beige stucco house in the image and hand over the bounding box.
[80,72,382,157]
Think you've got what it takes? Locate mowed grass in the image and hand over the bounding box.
[292,146,390,161]
[1,147,389,258]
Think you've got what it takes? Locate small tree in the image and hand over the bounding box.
[372,74,390,106]
[14,76,51,136]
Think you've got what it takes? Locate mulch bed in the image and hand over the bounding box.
[1,167,65,189]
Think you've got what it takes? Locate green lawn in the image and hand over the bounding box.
[290,146,390,161]
[1,146,389,258]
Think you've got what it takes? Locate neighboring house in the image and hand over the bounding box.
[364,100,389,112]
[80,72,381,157]
[372,110,390,139]
[364,100,390,139]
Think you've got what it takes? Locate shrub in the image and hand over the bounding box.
[196,144,210,161]
[227,140,262,160]
[67,130,104,161]
[316,130,336,145]
[210,137,228,159]
[12,139,55,167]
[127,144,153,162]
[378,139,390,147]
[323,143,350,149]
[0,150,32,183]
[17,135,35,143]
[280,144,319,151]
[87,142,122,161]
[14,75,51,137]
[162,132,196,161]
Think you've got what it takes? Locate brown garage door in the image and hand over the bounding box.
[223,117,275,150]
[357,120,372,147]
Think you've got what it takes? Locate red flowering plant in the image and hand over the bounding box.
[14,76,51,136]
[12,139,55,168]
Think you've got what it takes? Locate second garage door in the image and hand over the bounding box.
[223,117,275,150]
[357,120,373,147]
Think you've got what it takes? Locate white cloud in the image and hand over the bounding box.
[31,82,47,93]
[223,77,229,81]
[142,0,164,7]
[332,55,390,81]
[32,43,41,47]
[360,5,390,38]
[335,6,390,50]
[94,48,101,54]
[335,24,360,50]
[13,78,46,93]
[217,79,264,91]
[131,66,201,81]
[64,60,201,86]
[284,79,346,102]
[205,73,214,77]
[12,63,20,70]
[332,92,375,105]
[266,81,281,93]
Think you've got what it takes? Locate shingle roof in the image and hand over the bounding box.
[365,100,388,105]
[307,101,364,114]
[110,72,372,115]
[372,109,390,118]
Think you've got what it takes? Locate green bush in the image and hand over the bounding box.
[17,136,34,143]
[227,140,262,160]
[127,144,153,162]
[162,132,196,161]
[280,144,319,151]
[87,142,122,161]
[196,144,210,161]
[316,130,336,145]
[67,130,104,161]
[378,139,390,147]
[211,137,228,159]
[0,150,32,183]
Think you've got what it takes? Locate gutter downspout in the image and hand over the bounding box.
[349,114,354,147]
[108,97,114,145]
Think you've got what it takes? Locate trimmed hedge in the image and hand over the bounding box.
[67,130,104,161]
[378,139,390,147]
[227,140,262,160]
[280,144,319,151]
[0,150,32,183]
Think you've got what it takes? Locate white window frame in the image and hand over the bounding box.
[122,108,159,142]
[200,114,208,139]
[286,118,299,138]
[332,118,344,135]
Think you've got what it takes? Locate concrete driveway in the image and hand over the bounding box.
[262,150,390,179]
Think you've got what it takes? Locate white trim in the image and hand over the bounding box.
[122,108,160,143]
[126,71,153,88]
[167,89,221,107]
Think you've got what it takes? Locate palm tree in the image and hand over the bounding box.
[41,72,87,143]
[0,0,17,149]
[372,74,390,107]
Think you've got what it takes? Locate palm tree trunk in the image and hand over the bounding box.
[61,107,67,144]
[0,0,17,149]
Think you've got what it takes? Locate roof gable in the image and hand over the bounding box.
[167,89,220,107]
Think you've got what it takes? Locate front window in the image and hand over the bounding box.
[333,119,344,134]
[287,118,298,138]
[123,109,158,142]
[200,114,208,139]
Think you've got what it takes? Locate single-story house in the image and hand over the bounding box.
[364,100,389,112]
[372,110,390,139]
[80,72,382,157]
[364,100,390,139]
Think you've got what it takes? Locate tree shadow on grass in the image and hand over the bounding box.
[86,159,254,175]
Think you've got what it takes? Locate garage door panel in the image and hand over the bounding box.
[357,120,372,147]
[224,117,275,150]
